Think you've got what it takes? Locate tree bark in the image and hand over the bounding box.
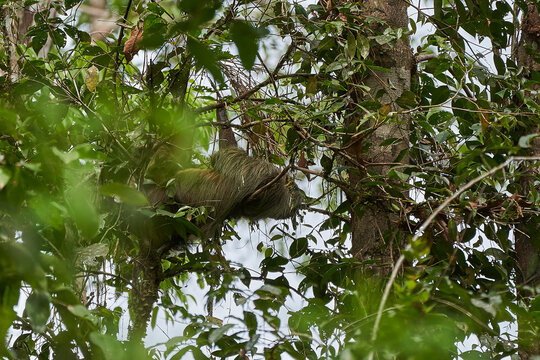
[346,0,412,270]
[0,3,33,84]
[515,2,540,359]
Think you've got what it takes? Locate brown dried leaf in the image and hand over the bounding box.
[479,112,490,134]
[298,152,312,180]
[380,103,391,115]
[298,151,308,169]
[123,24,143,63]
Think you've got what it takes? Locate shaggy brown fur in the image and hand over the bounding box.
[148,147,303,241]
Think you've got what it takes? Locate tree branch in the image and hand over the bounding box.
[196,73,314,113]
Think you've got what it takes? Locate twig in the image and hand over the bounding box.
[196,73,314,113]
[247,163,292,202]
[415,53,436,62]
[114,0,134,68]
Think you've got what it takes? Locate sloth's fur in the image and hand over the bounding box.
[148,147,302,242]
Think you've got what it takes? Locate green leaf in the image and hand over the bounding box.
[67,304,95,322]
[65,0,80,9]
[100,183,149,206]
[0,108,17,136]
[409,18,417,34]
[67,184,100,239]
[435,130,451,143]
[244,311,257,333]
[289,237,308,258]
[64,25,91,43]
[52,147,80,164]
[484,248,507,261]
[286,127,299,149]
[493,54,505,75]
[230,20,268,71]
[380,137,401,146]
[169,346,207,360]
[531,295,540,311]
[518,133,539,148]
[448,218,457,242]
[460,350,490,360]
[173,216,202,238]
[51,28,67,48]
[461,227,476,243]
[318,37,335,52]
[375,34,393,45]
[208,324,234,344]
[89,332,124,360]
[388,169,409,182]
[396,90,418,109]
[326,60,346,73]
[0,167,12,190]
[147,2,165,15]
[257,284,282,296]
[294,4,307,18]
[140,15,168,49]
[31,31,48,53]
[356,35,370,59]
[30,196,64,230]
[432,86,451,105]
[187,37,224,83]
[306,76,317,94]
[25,292,50,333]
[321,154,333,173]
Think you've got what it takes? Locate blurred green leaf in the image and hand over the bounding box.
[0,167,12,190]
[230,20,266,70]
[187,37,224,83]
[518,133,539,148]
[396,90,418,109]
[66,192,99,239]
[25,292,50,333]
[100,183,149,206]
[89,332,124,360]
[208,324,234,344]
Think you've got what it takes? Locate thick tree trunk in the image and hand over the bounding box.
[346,0,412,270]
[0,4,33,84]
[515,2,540,359]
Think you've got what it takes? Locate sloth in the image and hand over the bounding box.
[127,108,303,340]
[143,146,303,248]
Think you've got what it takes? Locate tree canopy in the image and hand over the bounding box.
[0,0,540,359]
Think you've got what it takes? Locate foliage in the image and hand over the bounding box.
[0,0,539,359]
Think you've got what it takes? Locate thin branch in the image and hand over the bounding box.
[307,205,349,223]
[272,41,296,78]
[114,0,134,68]
[195,73,314,113]
[247,163,292,202]
[415,53,437,62]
